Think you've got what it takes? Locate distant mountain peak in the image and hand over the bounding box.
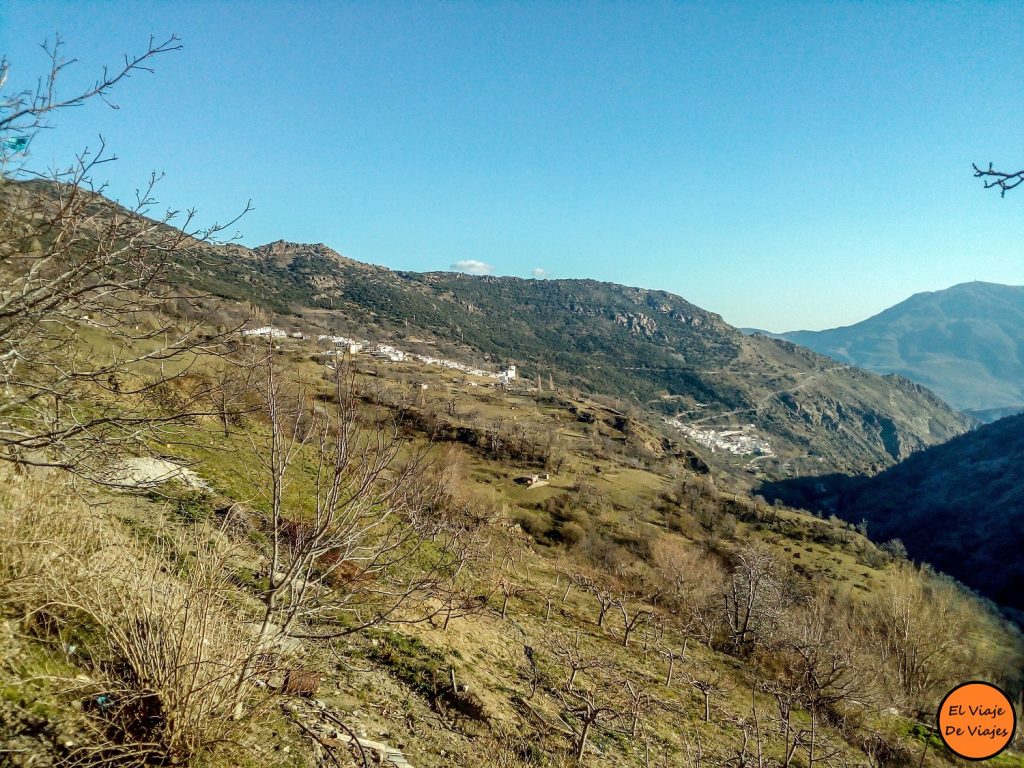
[779,282,1024,416]
[250,240,381,271]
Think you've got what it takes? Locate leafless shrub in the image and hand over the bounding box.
[0,471,263,765]
[0,37,250,480]
[233,353,485,711]
[862,564,973,711]
[721,543,789,657]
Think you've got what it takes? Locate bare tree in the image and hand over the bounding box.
[691,599,722,649]
[686,669,730,723]
[549,630,611,692]
[764,681,803,768]
[588,582,621,629]
[722,544,787,657]
[542,588,557,622]
[974,162,1024,196]
[233,353,481,714]
[555,682,625,764]
[783,589,872,715]
[617,599,653,648]
[623,678,654,738]
[0,37,251,478]
[498,577,525,620]
[660,636,691,687]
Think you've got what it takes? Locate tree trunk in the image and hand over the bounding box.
[576,718,593,763]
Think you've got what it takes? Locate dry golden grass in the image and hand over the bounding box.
[0,470,266,766]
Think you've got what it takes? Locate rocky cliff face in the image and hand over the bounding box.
[613,312,658,337]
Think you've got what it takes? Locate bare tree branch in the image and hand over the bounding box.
[973,162,1024,197]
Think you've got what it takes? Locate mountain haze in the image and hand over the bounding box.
[780,282,1024,419]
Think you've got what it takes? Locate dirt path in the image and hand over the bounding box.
[684,365,846,425]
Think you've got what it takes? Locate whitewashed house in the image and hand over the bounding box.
[242,326,287,338]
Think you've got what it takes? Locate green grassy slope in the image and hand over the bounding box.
[2,343,1020,768]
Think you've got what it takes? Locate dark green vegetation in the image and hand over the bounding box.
[778,282,1024,420]
[760,413,1024,617]
[171,236,971,478]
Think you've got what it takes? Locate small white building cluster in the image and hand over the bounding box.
[242,324,519,386]
[665,418,773,457]
[410,353,489,377]
[242,325,287,338]
[318,334,363,354]
[370,343,406,362]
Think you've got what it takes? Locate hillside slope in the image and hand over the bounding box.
[0,179,972,478]
[760,413,1024,615]
[2,339,1021,768]
[780,282,1024,419]
[2,178,1022,768]
[178,238,972,478]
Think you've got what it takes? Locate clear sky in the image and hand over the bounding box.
[3,1,1023,331]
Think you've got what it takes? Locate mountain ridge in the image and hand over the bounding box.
[779,281,1024,417]
[172,233,973,478]
[0,179,972,478]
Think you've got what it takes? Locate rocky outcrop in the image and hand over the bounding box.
[613,311,658,337]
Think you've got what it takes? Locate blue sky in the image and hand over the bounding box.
[2,1,1023,331]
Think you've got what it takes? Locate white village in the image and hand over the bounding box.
[241,325,518,386]
[243,326,773,460]
[663,416,773,457]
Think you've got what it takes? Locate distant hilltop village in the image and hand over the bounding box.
[240,325,518,385]
[663,417,773,459]
[241,326,773,459]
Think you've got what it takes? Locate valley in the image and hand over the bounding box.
[2,17,1023,766]
[1,175,1020,766]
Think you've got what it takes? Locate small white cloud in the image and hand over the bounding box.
[450,259,493,275]
[531,268,549,279]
